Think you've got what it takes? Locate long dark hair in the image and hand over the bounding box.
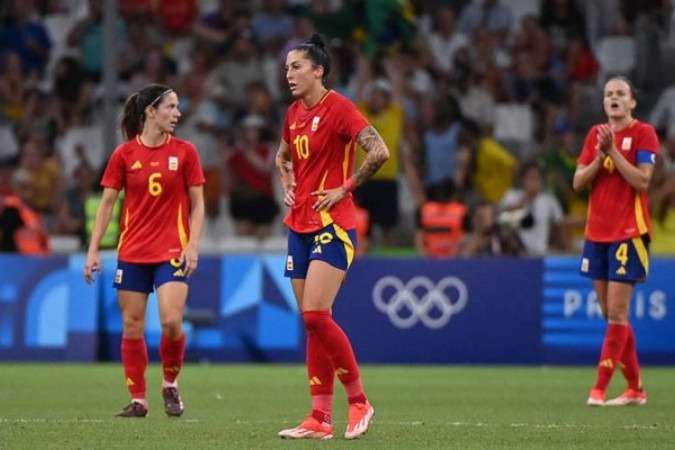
[120,83,173,140]
[292,33,331,85]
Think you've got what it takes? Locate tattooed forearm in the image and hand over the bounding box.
[275,140,294,190]
[354,126,390,186]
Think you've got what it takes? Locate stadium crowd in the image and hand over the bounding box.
[1,0,674,256]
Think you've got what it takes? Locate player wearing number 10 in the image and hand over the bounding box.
[275,34,389,440]
[84,84,205,418]
[573,76,659,407]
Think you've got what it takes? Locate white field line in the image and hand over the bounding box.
[0,418,662,431]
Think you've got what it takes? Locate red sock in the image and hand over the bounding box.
[121,337,148,400]
[306,329,334,423]
[593,323,629,392]
[302,311,366,405]
[619,325,642,390]
[160,333,186,383]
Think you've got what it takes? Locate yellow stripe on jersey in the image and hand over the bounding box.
[177,203,188,247]
[634,194,648,235]
[318,171,334,227]
[333,223,355,268]
[117,208,130,250]
[632,236,649,276]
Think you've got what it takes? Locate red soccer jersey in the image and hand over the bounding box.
[282,90,370,232]
[578,119,659,242]
[101,135,205,263]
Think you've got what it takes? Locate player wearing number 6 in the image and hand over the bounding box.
[573,76,659,407]
[275,34,389,440]
[84,84,205,418]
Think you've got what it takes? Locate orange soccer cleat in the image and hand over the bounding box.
[278,415,334,440]
[344,401,375,439]
[586,388,606,407]
[605,388,647,406]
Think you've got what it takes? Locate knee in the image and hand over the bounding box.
[302,310,330,332]
[161,315,183,337]
[122,314,145,337]
[606,309,628,324]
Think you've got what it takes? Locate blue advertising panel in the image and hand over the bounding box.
[332,258,544,364]
[542,257,675,364]
[0,255,99,361]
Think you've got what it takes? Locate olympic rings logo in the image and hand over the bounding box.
[372,276,468,329]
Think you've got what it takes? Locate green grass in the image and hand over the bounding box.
[1,364,674,449]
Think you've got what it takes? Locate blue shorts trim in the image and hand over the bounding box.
[579,236,650,283]
[284,223,357,279]
[113,259,188,293]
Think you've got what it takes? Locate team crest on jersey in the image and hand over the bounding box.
[169,156,178,170]
[621,137,632,151]
[115,269,123,284]
[311,116,320,132]
[286,255,294,271]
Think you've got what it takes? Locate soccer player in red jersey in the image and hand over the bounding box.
[573,76,659,407]
[84,84,205,418]
[275,34,389,440]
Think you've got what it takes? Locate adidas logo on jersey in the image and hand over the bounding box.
[131,160,142,170]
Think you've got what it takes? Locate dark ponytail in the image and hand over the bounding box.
[120,83,173,140]
[293,33,331,84]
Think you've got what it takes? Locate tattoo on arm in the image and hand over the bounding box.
[354,126,390,186]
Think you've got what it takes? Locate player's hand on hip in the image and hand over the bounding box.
[311,186,346,211]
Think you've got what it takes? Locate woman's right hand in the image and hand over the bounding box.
[84,251,101,284]
[283,181,296,207]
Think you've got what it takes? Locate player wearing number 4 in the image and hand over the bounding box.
[573,76,659,407]
[275,34,389,440]
[84,84,205,418]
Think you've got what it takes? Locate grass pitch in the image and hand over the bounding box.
[1,364,674,449]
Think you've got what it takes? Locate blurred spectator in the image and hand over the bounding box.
[155,0,199,37]
[128,48,178,94]
[539,0,587,54]
[456,200,524,257]
[55,156,97,246]
[177,50,227,221]
[471,125,517,204]
[457,0,513,43]
[252,0,294,49]
[354,200,371,256]
[498,160,565,256]
[0,0,51,80]
[51,56,95,130]
[192,0,244,54]
[14,88,59,147]
[353,56,405,247]
[0,51,26,125]
[211,29,264,109]
[421,94,464,188]
[425,6,469,82]
[226,114,278,240]
[66,0,127,82]
[564,33,599,130]
[648,82,675,138]
[0,167,50,254]
[17,136,62,219]
[415,177,466,257]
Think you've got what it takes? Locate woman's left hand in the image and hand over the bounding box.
[311,186,348,211]
[181,245,199,278]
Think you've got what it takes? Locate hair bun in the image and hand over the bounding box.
[308,33,325,50]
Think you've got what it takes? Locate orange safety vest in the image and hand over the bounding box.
[1,195,50,255]
[420,201,466,258]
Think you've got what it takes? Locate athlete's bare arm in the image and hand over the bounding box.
[275,139,296,206]
[352,126,390,187]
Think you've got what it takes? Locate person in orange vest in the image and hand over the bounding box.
[0,167,50,254]
[415,177,466,257]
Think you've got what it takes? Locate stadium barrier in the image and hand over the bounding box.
[0,254,673,364]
